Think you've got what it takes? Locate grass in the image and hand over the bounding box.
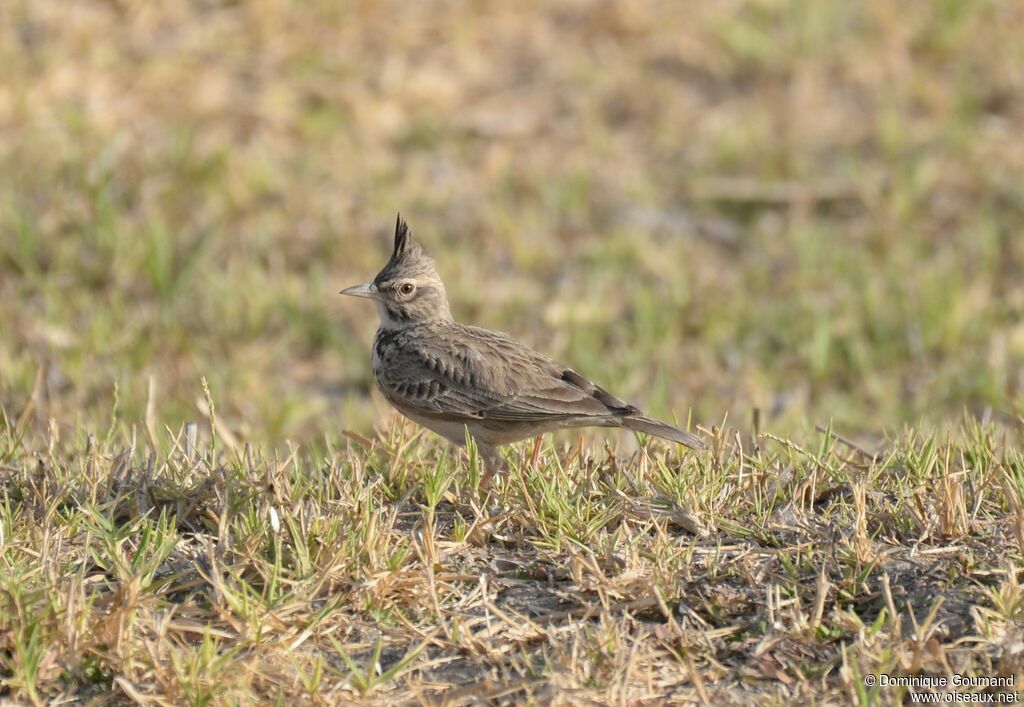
[1,412,1023,704]
[1,0,1023,703]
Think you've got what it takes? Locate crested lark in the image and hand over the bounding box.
[341,215,705,486]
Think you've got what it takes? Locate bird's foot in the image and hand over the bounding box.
[478,446,507,493]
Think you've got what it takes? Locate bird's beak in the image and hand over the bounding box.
[339,283,379,300]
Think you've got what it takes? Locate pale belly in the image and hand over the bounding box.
[399,409,474,445]
[392,406,600,448]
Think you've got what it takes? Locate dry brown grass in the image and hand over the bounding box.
[1,412,1023,704]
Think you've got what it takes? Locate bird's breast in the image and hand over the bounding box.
[371,340,383,377]
[372,328,398,380]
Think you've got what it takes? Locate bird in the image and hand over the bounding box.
[340,214,705,488]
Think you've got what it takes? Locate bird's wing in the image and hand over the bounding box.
[375,326,637,424]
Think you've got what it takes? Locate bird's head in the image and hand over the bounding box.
[340,214,452,327]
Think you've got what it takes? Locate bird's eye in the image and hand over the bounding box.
[398,282,416,296]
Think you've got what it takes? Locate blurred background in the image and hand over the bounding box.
[1,0,1022,447]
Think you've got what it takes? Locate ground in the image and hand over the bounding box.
[1,1,1023,704]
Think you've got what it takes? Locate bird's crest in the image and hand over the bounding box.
[374,213,435,284]
[393,213,411,259]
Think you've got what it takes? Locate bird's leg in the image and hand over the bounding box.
[478,444,507,491]
[528,434,544,470]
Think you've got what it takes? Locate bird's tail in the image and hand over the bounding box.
[622,415,705,450]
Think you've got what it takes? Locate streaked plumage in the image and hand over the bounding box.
[341,215,704,485]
